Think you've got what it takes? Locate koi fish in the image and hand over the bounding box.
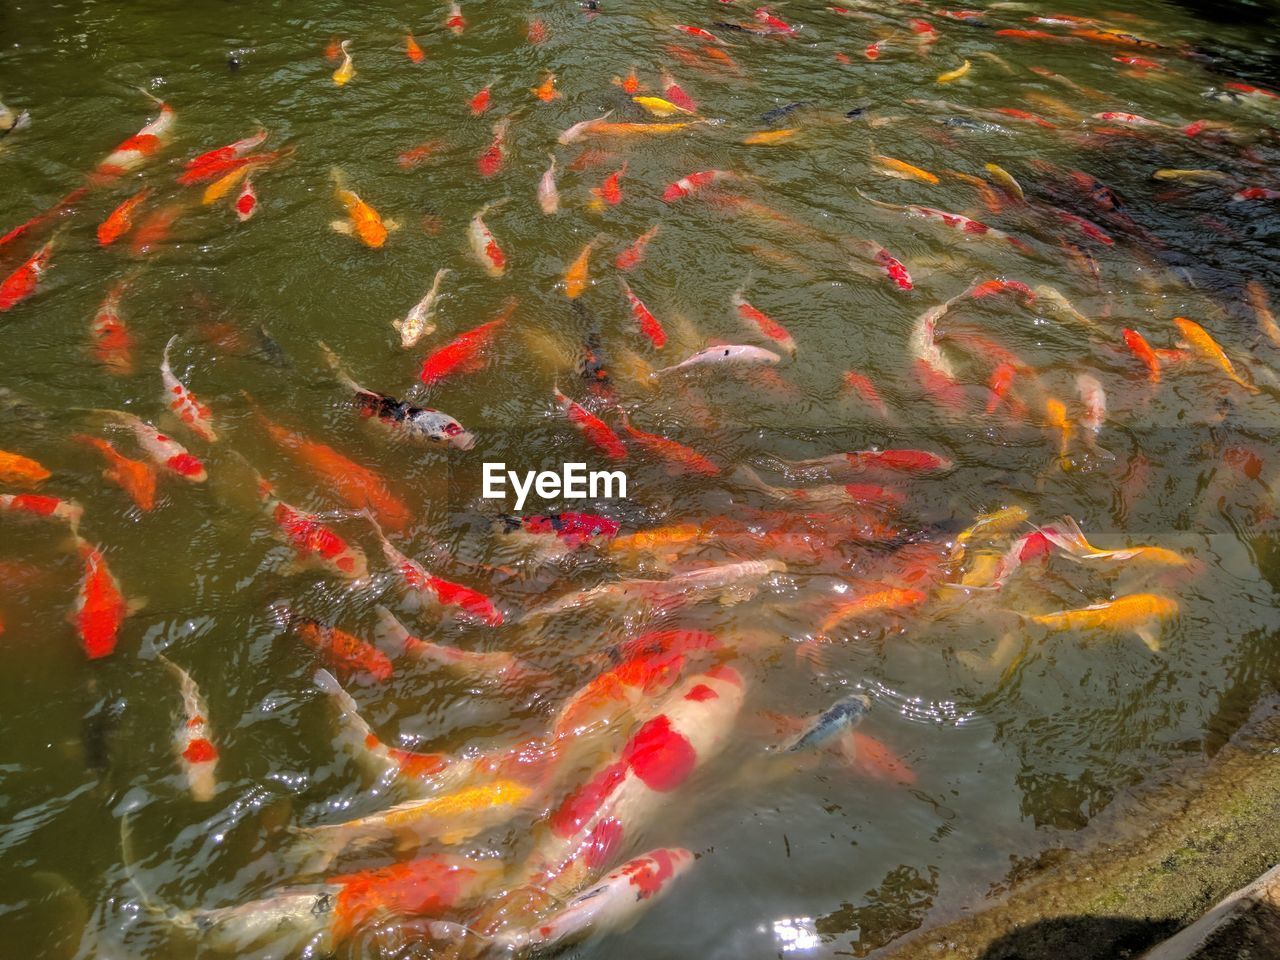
[332,40,355,85]
[985,362,1017,414]
[859,190,1020,245]
[469,85,492,116]
[621,282,666,349]
[619,412,717,476]
[393,268,450,348]
[405,34,425,63]
[1045,397,1072,458]
[673,24,727,44]
[527,18,548,43]
[365,518,504,626]
[396,140,447,169]
[592,163,627,205]
[287,614,394,683]
[533,73,559,102]
[68,539,134,660]
[319,342,473,449]
[75,434,156,511]
[93,409,205,482]
[818,590,926,635]
[0,491,81,531]
[661,72,697,112]
[780,694,871,751]
[572,120,707,141]
[468,200,507,276]
[0,448,50,487]
[159,656,218,802]
[0,187,88,253]
[781,449,952,477]
[255,476,368,578]
[662,169,732,202]
[1246,281,1280,349]
[1077,373,1108,453]
[842,370,890,417]
[633,95,693,118]
[496,849,695,952]
[554,387,627,460]
[563,239,597,299]
[617,224,659,270]
[374,606,524,677]
[418,305,511,386]
[1122,328,1161,382]
[1039,516,1190,569]
[161,336,217,442]
[251,404,412,532]
[743,128,798,146]
[656,344,782,374]
[873,154,939,184]
[937,59,971,83]
[732,291,796,356]
[202,164,251,205]
[498,512,621,551]
[0,240,53,312]
[96,91,175,177]
[234,177,257,221]
[538,156,560,214]
[87,278,133,376]
[984,162,1024,199]
[330,170,395,248]
[1030,593,1177,652]
[446,2,465,34]
[558,110,617,145]
[1233,187,1280,201]
[97,188,152,246]
[1173,316,1258,394]
[182,129,268,177]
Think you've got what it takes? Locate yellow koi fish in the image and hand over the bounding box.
[1040,516,1190,568]
[563,238,596,299]
[1031,593,1178,651]
[584,120,704,139]
[332,40,355,86]
[633,95,693,117]
[1045,398,1073,456]
[873,154,939,184]
[952,505,1030,560]
[743,128,797,145]
[329,169,397,249]
[937,60,971,83]
[1173,316,1259,394]
[984,162,1024,199]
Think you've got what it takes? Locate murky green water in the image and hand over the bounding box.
[2,0,1280,957]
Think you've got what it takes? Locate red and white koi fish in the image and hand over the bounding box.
[732,291,796,356]
[735,464,904,510]
[161,336,217,442]
[847,240,913,290]
[656,344,781,375]
[89,277,134,376]
[497,512,621,552]
[673,24,727,44]
[778,449,952,478]
[554,387,627,460]
[96,91,174,178]
[909,301,957,383]
[418,300,513,386]
[497,848,695,952]
[374,606,527,678]
[0,240,53,312]
[619,412,718,476]
[662,169,731,201]
[159,655,218,801]
[365,516,504,625]
[1092,111,1166,127]
[468,200,507,276]
[446,2,465,34]
[1233,187,1280,201]
[97,409,206,482]
[234,177,257,221]
[661,72,697,112]
[476,117,509,177]
[859,190,1022,245]
[621,281,666,348]
[0,493,83,529]
[538,155,560,214]
[182,129,267,178]
[97,187,152,246]
[69,539,133,659]
[616,224,659,270]
[254,476,367,579]
[755,7,798,34]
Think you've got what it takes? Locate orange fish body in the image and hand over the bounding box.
[0,493,82,528]
[819,587,927,635]
[555,387,627,460]
[1173,316,1258,394]
[97,188,152,246]
[563,240,596,299]
[620,414,717,475]
[592,164,627,206]
[90,279,135,375]
[418,304,511,385]
[333,184,391,249]
[533,73,559,102]
[69,540,130,659]
[0,241,53,312]
[1122,328,1160,382]
[262,488,368,578]
[406,34,425,63]
[0,449,50,487]
[76,434,157,511]
[294,619,393,682]
[617,224,659,270]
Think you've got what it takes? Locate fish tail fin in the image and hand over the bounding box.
[136,86,164,108]
[1042,515,1093,557]
[120,810,177,919]
[162,334,178,370]
[329,166,350,194]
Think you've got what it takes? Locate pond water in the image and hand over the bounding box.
[1,1,1279,957]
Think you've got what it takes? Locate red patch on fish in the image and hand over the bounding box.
[622,714,698,791]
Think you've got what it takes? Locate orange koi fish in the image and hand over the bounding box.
[418,301,513,385]
[330,170,396,248]
[0,240,53,312]
[619,412,718,476]
[1121,328,1160,382]
[841,370,889,418]
[527,18,548,44]
[616,224,659,270]
[1031,593,1176,651]
[128,204,181,256]
[251,405,411,532]
[1246,281,1280,349]
[469,84,492,115]
[743,129,798,146]
[161,336,217,442]
[0,187,88,254]
[96,91,175,178]
[75,434,157,512]
[289,615,394,683]
[406,34,425,63]
[69,539,132,659]
[181,129,268,178]
[202,165,251,205]
[818,587,927,635]
[1173,317,1259,394]
[592,163,627,206]
[733,291,796,356]
[873,154,939,184]
[97,188,152,246]
[332,40,355,85]
[555,386,627,460]
[396,140,447,169]
[563,239,597,298]
[96,409,206,482]
[160,655,219,801]
[621,281,666,348]
[0,449,50,486]
[533,72,559,102]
